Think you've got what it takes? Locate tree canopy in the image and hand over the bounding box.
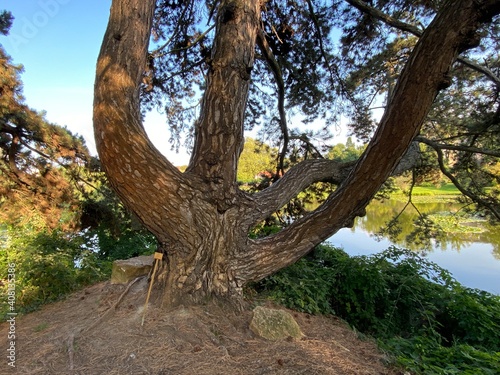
[141,0,500,219]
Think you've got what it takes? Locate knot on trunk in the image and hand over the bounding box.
[205,152,219,166]
[238,63,253,80]
[221,3,239,24]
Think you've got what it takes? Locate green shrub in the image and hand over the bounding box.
[0,221,156,318]
[0,227,109,317]
[254,244,500,373]
[256,256,335,314]
[384,333,500,374]
[86,226,156,261]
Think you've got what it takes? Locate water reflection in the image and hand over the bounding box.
[356,199,500,257]
[328,199,500,294]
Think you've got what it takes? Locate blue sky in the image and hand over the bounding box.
[1,0,190,164]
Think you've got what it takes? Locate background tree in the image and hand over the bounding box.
[93,0,500,306]
[0,10,13,35]
[327,137,365,163]
[237,137,276,183]
[0,14,90,230]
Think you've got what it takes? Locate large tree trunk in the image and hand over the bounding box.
[93,0,500,307]
[94,0,261,306]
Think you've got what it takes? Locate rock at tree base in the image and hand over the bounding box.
[110,255,153,284]
[250,306,304,341]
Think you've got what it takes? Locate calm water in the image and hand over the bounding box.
[327,200,500,295]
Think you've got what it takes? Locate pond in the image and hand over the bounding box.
[327,199,500,295]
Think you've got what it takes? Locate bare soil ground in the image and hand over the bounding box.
[1,280,401,375]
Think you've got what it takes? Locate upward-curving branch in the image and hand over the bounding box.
[242,0,500,282]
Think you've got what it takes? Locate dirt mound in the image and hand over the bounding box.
[1,280,400,374]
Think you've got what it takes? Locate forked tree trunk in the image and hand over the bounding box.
[93,0,500,307]
[93,0,262,305]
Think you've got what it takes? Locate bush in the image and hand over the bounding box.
[254,244,500,373]
[0,227,109,317]
[0,220,156,318]
[385,333,500,374]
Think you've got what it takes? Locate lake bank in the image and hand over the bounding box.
[327,197,500,295]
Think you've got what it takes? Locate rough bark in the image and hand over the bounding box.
[186,0,260,212]
[94,0,261,305]
[238,0,500,283]
[94,0,500,306]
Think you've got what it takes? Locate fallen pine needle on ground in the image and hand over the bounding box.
[0,281,401,375]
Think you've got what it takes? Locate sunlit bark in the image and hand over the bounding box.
[94,0,500,305]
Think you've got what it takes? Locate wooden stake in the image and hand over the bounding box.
[141,252,163,326]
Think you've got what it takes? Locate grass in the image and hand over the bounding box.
[391,183,461,203]
[410,184,461,196]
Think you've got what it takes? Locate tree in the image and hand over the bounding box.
[328,137,364,163]
[0,16,90,230]
[237,138,276,183]
[93,0,500,306]
[0,53,89,229]
[0,10,13,35]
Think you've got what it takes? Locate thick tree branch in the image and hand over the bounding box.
[345,0,500,88]
[251,158,355,224]
[236,0,500,283]
[250,138,420,228]
[416,135,500,157]
[186,0,260,211]
[94,0,195,243]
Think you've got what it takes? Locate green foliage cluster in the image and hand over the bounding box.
[237,138,276,183]
[327,137,364,163]
[0,159,156,318]
[254,244,500,374]
[0,169,156,319]
[0,227,105,316]
[0,222,156,318]
[79,172,157,261]
[0,42,91,231]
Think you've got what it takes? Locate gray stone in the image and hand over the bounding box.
[250,306,303,341]
[110,255,153,284]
